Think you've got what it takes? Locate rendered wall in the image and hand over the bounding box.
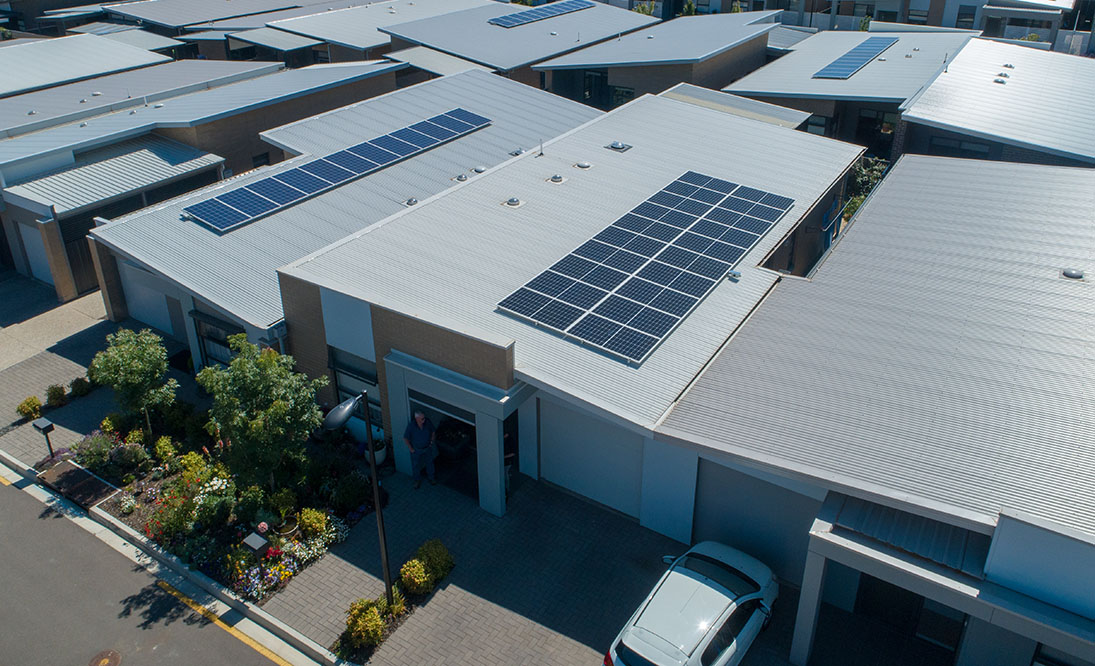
[955,617,1037,666]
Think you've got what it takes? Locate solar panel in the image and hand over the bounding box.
[488,0,594,28]
[184,108,491,233]
[813,36,898,79]
[497,172,795,363]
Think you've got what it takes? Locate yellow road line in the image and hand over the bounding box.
[156,580,292,666]
[0,473,12,486]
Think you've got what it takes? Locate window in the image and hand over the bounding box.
[929,135,990,158]
[907,8,928,23]
[700,600,760,666]
[328,347,382,426]
[615,642,659,666]
[408,389,475,424]
[955,4,976,28]
[678,554,759,597]
[853,2,874,16]
[191,310,244,367]
[251,152,270,168]
[876,10,897,20]
[805,114,829,136]
[611,86,635,109]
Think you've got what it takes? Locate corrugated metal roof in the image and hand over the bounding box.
[103,0,298,28]
[658,155,1095,536]
[0,34,169,99]
[178,30,235,41]
[996,0,1074,10]
[228,26,321,50]
[0,37,49,48]
[535,12,777,70]
[901,39,1095,165]
[766,25,816,51]
[0,60,277,139]
[281,92,861,428]
[68,21,139,34]
[385,46,494,75]
[659,83,810,128]
[270,0,492,51]
[187,0,374,31]
[91,70,601,331]
[3,134,221,215]
[725,31,973,102]
[379,1,661,71]
[100,28,185,50]
[0,61,399,170]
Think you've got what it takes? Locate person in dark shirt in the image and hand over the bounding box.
[403,410,436,489]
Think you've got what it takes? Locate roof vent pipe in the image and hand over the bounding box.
[405,197,418,206]
[550,174,564,183]
[575,161,591,169]
[455,173,468,182]
[505,197,521,207]
[1062,268,1084,280]
[1003,62,1014,68]
[473,166,487,173]
[993,78,1007,84]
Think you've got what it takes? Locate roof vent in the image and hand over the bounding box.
[91,91,102,96]
[505,197,522,207]
[405,197,418,206]
[647,34,654,39]
[606,141,632,152]
[1003,62,1015,68]
[913,46,920,51]
[550,30,557,35]
[153,103,164,108]
[129,109,137,114]
[510,148,525,156]
[79,122,87,127]
[905,53,912,58]
[727,270,742,280]
[26,110,36,115]
[455,173,468,182]
[993,78,1007,84]
[79,98,87,103]
[473,165,487,173]
[549,174,564,183]
[575,161,591,169]
[997,71,1009,78]
[878,57,886,61]
[1062,268,1084,280]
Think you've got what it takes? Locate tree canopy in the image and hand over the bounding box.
[197,334,327,489]
[89,328,178,427]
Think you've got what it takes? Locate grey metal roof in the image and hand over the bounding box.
[3,134,221,215]
[100,28,185,50]
[281,92,862,428]
[91,70,601,331]
[0,60,277,139]
[766,25,816,51]
[178,30,235,41]
[659,83,810,128]
[103,0,297,28]
[901,38,1095,165]
[0,37,49,48]
[270,0,493,52]
[725,31,973,103]
[385,46,494,76]
[0,61,399,171]
[0,34,169,99]
[188,0,374,31]
[228,27,321,50]
[658,155,1095,536]
[995,0,1074,10]
[68,21,139,34]
[535,12,777,70]
[379,1,661,71]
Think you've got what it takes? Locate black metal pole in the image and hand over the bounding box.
[361,391,394,606]
[44,431,54,459]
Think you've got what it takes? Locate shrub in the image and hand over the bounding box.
[236,485,266,525]
[298,507,328,540]
[112,442,150,475]
[843,194,866,220]
[46,384,68,408]
[125,429,144,445]
[100,412,131,436]
[331,470,370,515]
[69,376,93,398]
[119,494,137,515]
[17,396,42,420]
[345,600,385,648]
[400,559,432,595]
[417,539,454,582]
[122,473,135,485]
[153,436,176,462]
[73,430,118,472]
[387,587,406,617]
[178,451,207,476]
[270,488,297,523]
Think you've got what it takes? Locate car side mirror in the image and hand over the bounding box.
[662,555,676,565]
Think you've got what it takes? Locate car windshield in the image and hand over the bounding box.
[678,554,759,598]
[617,642,659,666]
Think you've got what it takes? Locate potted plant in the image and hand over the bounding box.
[270,488,298,537]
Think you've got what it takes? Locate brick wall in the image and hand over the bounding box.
[277,272,338,406]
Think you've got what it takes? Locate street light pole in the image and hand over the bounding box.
[323,390,393,606]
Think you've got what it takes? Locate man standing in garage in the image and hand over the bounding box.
[403,410,436,489]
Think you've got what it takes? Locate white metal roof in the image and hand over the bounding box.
[0,61,399,170]
[658,155,1095,536]
[270,0,492,52]
[901,38,1095,164]
[535,12,778,70]
[379,1,661,71]
[725,30,973,103]
[90,70,601,331]
[0,34,170,99]
[228,27,321,50]
[0,60,277,139]
[103,0,297,28]
[68,21,139,34]
[659,83,810,129]
[100,28,185,51]
[178,30,235,41]
[766,25,817,51]
[186,0,375,31]
[3,134,222,215]
[385,46,494,76]
[281,93,862,428]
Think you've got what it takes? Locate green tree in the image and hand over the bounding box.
[89,328,178,434]
[197,334,327,490]
[728,0,743,12]
[858,14,872,30]
[633,0,655,15]
[680,0,696,14]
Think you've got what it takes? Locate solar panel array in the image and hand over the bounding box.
[183,108,491,232]
[813,36,898,79]
[487,0,594,28]
[498,172,795,363]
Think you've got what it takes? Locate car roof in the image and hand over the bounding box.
[633,567,735,658]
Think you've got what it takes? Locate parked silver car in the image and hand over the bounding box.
[604,541,778,666]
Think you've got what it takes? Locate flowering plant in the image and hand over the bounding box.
[256,521,269,534]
